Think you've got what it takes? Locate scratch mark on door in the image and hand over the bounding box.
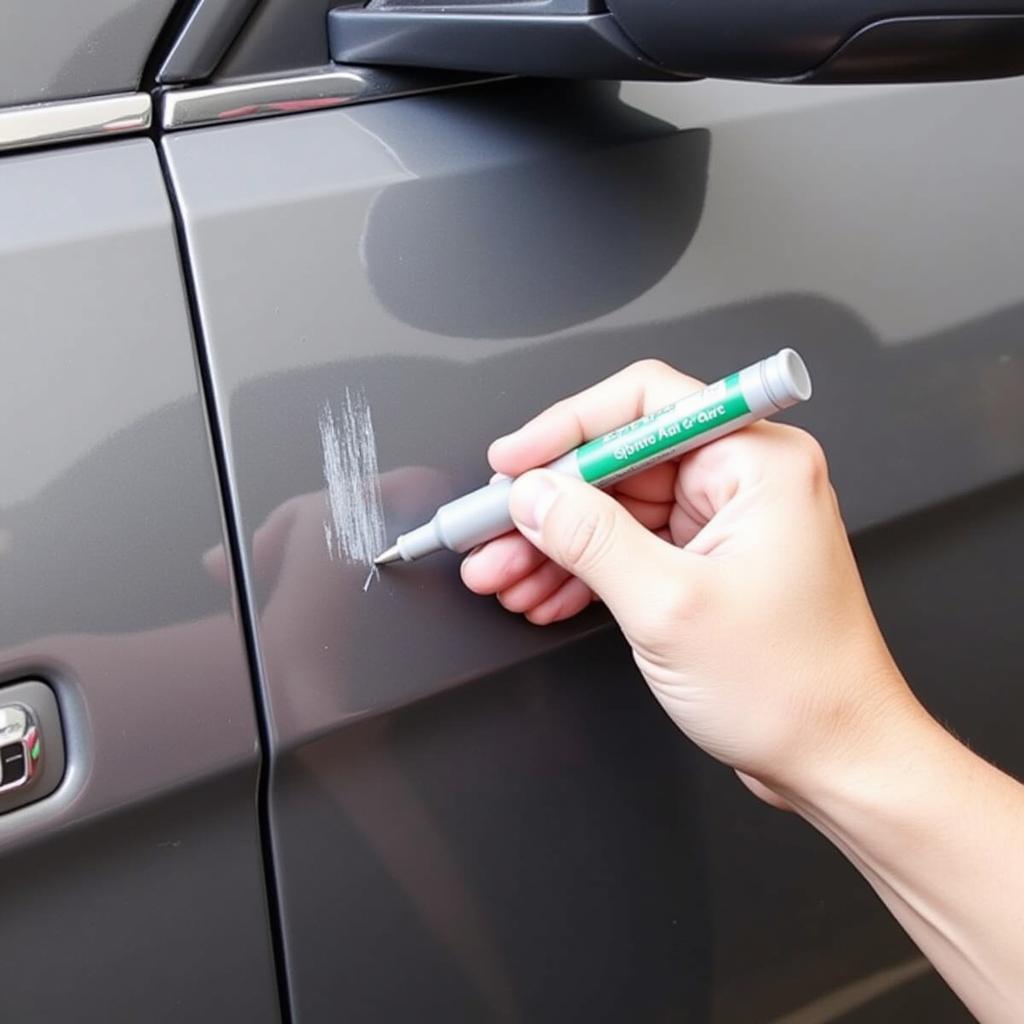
[318,388,387,589]
[770,956,931,1024]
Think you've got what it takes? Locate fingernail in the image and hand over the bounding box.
[509,471,558,531]
[487,436,512,465]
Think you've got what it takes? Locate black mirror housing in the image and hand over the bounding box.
[329,0,1024,83]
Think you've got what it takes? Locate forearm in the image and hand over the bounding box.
[786,689,1024,1022]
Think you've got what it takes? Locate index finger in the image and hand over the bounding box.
[488,359,706,477]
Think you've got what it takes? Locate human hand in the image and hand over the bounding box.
[461,359,922,803]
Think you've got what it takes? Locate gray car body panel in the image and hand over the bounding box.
[0,0,177,106]
[0,139,279,1022]
[164,75,1024,1019]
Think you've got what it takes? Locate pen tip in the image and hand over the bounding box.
[374,545,401,566]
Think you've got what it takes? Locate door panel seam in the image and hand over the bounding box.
[155,137,294,1024]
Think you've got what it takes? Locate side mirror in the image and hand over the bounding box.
[330,0,1024,83]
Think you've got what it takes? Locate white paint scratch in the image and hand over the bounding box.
[318,389,387,587]
[770,956,931,1024]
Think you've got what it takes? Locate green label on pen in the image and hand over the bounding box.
[575,373,751,484]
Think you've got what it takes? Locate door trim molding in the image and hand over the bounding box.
[159,66,498,131]
[0,93,151,154]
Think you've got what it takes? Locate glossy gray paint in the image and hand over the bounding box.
[0,0,176,106]
[0,140,279,1022]
[165,76,1024,1019]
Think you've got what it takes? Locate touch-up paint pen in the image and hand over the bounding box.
[375,348,812,566]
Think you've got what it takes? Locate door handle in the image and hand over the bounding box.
[0,680,65,814]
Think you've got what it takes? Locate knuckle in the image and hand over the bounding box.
[626,358,689,389]
[633,578,704,649]
[547,395,571,418]
[657,580,704,627]
[788,429,830,488]
[497,589,529,614]
[626,357,704,394]
[629,357,672,377]
[560,505,616,575]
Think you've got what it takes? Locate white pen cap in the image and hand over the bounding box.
[761,348,812,410]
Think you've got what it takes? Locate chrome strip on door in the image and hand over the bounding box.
[0,94,152,153]
[0,71,483,152]
[160,66,497,131]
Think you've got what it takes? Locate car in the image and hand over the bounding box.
[2,1,1021,1020]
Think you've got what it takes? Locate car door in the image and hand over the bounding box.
[0,6,279,1022]
[155,4,1024,1019]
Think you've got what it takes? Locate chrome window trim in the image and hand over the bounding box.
[159,66,498,131]
[0,93,151,154]
[0,69,494,153]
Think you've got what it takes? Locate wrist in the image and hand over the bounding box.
[779,679,955,840]
[771,660,942,820]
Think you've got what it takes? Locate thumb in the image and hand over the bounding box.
[508,469,678,631]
